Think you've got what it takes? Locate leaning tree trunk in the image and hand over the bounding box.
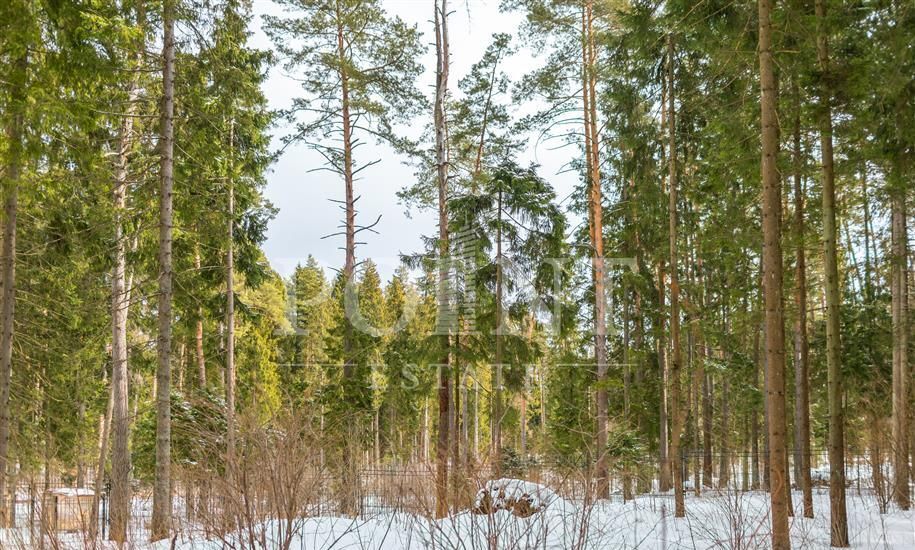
[815,0,849,543]
[0,52,24,530]
[665,34,686,519]
[791,74,814,519]
[433,0,451,518]
[151,0,176,540]
[758,0,790,547]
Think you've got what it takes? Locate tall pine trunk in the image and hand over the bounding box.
[226,120,236,463]
[0,51,25,530]
[493,188,503,467]
[791,75,814,519]
[657,79,671,492]
[433,0,451,518]
[151,0,176,539]
[109,12,143,537]
[815,0,849,543]
[891,179,910,510]
[758,0,790,546]
[580,0,609,498]
[332,0,362,515]
[666,34,685,518]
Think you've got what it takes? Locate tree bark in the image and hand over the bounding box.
[758,0,790,546]
[109,24,143,539]
[151,0,176,539]
[815,0,849,543]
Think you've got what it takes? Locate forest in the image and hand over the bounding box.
[0,0,913,548]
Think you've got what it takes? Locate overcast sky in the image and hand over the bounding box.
[249,0,581,282]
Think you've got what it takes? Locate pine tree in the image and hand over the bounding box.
[757,0,790,546]
[814,0,848,543]
[665,33,686,518]
[0,0,30,526]
[109,0,145,539]
[265,0,423,513]
[451,33,519,179]
[449,161,566,469]
[432,0,452,517]
[151,0,177,540]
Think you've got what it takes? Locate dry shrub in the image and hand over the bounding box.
[178,407,330,549]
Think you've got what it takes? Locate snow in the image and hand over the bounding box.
[149,485,912,550]
[4,483,913,549]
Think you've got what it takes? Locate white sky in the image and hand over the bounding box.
[250,0,581,281]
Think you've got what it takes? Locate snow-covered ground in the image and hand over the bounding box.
[4,485,912,549]
[156,486,912,549]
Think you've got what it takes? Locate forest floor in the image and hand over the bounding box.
[155,483,912,549]
[2,483,912,548]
